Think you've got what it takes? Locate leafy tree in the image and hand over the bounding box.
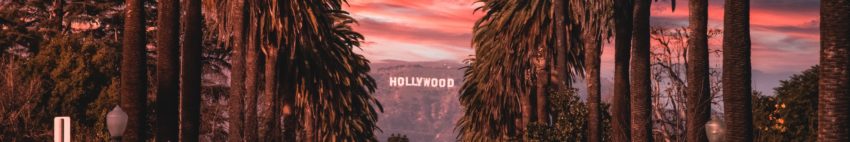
[752,91,783,142]
[526,89,612,142]
[776,66,818,141]
[457,0,588,140]
[26,34,121,141]
[0,0,127,141]
[0,0,231,141]
[752,66,819,141]
[387,133,411,142]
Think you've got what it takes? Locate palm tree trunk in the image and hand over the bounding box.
[244,4,260,140]
[264,48,280,141]
[612,0,633,141]
[630,0,652,141]
[281,48,296,141]
[549,0,567,128]
[552,0,568,95]
[535,50,549,125]
[818,0,850,141]
[228,0,247,141]
[586,33,603,142]
[120,0,148,140]
[536,75,549,125]
[180,0,203,141]
[686,0,711,141]
[722,0,753,141]
[155,0,181,141]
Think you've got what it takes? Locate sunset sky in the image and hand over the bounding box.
[346,0,820,94]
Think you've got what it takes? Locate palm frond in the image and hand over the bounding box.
[458,0,614,140]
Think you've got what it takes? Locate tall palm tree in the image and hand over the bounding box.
[155,0,180,141]
[552,0,568,104]
[237,0,382,141]
[120,0,148,140]
[686,0,711,141]
[818,0,850,141]
[722,0,753,141]
[630,0,652,141]
[457,0,586,140]
[226,0,247,141]
[181,0,203,141]
[584,28,603,142]
[612,0,633,141]
[261,13,282,140]
[205,0,382,141]
[571,0,613,141]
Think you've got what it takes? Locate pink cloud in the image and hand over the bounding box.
[346,0,821,93]
[346,0,480,62]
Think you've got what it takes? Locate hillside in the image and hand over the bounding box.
[370,60,465,142]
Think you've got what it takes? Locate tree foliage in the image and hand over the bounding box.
[753,66,819,142]
[205,0,382,140]
[457,0,591,140]
[387,133,411,142]
[526,89,612,142]
[0,0,231,140]
[0,0,126,140]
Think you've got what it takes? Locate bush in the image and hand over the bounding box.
[526,89,612,141]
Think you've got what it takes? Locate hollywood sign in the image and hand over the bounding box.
[389,77,456,88]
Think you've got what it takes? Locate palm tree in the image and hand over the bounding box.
[612,0,633,141]
[204,0,382,141]
[181,0,203,141]
[584,28,604,142]
[235,0,382,141]
[261,18,281,141]
[818,0,850,141]
[155,0,180,141]
[686,0,711,141]
[281,6,381,142]
[457,0,587,140]
[226,0,247,141]
[722,0,753,141]
[571,0,613,141]
[120,0,148,140]
[630,0,652,141]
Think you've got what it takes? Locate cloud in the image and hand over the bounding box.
[346,0,821,94]
[750,0,819,14]
[345,0,480,62]
[356,18,473,49]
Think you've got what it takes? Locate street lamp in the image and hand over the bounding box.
[705,115,725,142]
[107,106,128,142]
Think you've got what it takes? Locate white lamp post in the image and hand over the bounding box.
[107,106,128,142]
[705,115,726,142]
